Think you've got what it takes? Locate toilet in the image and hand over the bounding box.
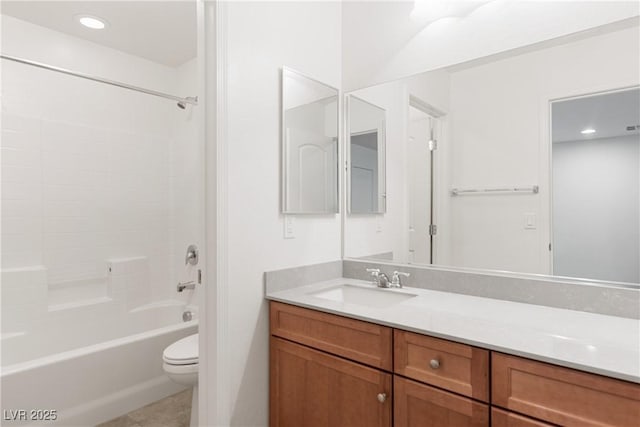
[163,333,198,427]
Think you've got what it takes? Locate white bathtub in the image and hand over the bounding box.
[0,301,197,427]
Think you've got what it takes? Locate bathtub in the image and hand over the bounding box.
[0,300,197,427]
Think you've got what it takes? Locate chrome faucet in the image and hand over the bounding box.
[366,268,391,288]
[391,271,410,288]
[177,281,196,292]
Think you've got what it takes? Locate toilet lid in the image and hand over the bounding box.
[163,333,198,365]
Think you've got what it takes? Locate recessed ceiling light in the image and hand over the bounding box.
[580,128,596,135]
[75,14,108,30]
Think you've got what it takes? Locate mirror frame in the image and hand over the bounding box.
[281,66,340,214]
[346,94,387,214]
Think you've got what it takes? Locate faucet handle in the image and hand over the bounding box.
[366,268,380,276]
[366,268,380,285]
[185,244,199,266]
[391,271,410,287]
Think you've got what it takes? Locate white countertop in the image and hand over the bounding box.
[266,278,640,383]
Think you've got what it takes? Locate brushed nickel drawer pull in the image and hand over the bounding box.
[377,393,387,403]
[430,359,440,369]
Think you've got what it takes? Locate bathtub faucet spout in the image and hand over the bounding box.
[177,281,196,292]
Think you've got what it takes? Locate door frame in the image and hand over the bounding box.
[408,95,446,265]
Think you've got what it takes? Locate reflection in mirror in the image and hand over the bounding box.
[348,96,386,214]
[343,22,640,285]
[552,89,639,284]
[282,67,339,214]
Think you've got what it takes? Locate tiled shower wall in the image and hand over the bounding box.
[2,113,172,287]
[1,15,199,337]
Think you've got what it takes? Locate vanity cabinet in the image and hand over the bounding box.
[269,302,640,427]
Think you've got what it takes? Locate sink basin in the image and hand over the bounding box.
[309,284,417,309]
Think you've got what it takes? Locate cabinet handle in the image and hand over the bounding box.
[430,359,440,369]
[377,393,387,403]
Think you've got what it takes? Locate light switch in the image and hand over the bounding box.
[284,215,295,239]
[524,213,536,230]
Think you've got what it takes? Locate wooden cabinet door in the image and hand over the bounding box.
[394,376,489,427]
[270,337,392,427]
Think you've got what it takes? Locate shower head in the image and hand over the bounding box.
[177,96,198,110]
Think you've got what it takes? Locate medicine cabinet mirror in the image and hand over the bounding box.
[347,95,386,214]
[281,67,339,214]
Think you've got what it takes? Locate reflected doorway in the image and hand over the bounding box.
[407,100,441,265]
[551,88,640,283]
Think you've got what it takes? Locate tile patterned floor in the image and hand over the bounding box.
[97,389,192,427]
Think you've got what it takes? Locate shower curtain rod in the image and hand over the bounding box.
[0,54,198,106]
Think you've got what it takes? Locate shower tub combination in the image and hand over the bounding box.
[1,299,197,427]
[1,10,203,426]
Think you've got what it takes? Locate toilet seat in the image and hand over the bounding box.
[163,361,198,375]
[163,333,198,365]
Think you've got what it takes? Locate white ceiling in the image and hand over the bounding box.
[552,89,640,143]
[342,1,640,91]
[1,1,196,67]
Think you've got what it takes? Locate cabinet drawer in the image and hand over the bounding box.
[270,301,393,370]
[394,330,489,402]
[492,353,640,427]
[394,376,489,427]
[491,408,552,427]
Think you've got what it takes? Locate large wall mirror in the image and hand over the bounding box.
[282,67,339,214]
[343,20,640,286]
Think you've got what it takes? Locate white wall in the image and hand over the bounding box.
[1,16,199,341]
[445,25,640,274]
[553,135,639,283]
[342,1,639,90]
[224,2,341,425]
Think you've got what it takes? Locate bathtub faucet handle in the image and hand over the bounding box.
[185,244,199,266]
[177,281,196,292]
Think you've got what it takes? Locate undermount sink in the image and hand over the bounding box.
[308,284,417,309]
